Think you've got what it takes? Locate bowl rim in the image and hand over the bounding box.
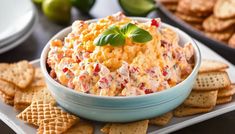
[40,17,201,100]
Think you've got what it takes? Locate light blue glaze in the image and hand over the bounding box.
[41,18,201,122]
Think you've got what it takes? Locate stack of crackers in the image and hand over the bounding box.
[157,0,179,12]
[0,60,54,110]
[175,0,214,31]
[0,59,234,134]
[160,0,235,48]
[174,60,234,116]
[203,0,235,48]
[17,101,94,134]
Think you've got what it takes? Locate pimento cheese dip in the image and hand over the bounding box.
[47,12,194,96]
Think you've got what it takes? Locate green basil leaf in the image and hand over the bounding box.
[94,25,125,46]
[107,34,125,46]
[121,23,152,43]
[129,28,152,43]
[120,23,138,35]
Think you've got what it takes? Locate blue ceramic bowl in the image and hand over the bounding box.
[40,17,201,122]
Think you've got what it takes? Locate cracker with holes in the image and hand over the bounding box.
[0,60,34,89]
[0,91,14,105]
[0,79,19,98]
[216,96,233,105]
[218,84,235,97]
[203,15,235,32]
[101,120,149,134]
[64,120,94,134]
[193,71,231,91]
[14,86,55,110]
[149,112,173,126]
[183,90,218,108]
[214,0,235,19]
[173,105,214,117]
[199,59,229,73]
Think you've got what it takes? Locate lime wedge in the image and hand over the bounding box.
[119,0,156,16]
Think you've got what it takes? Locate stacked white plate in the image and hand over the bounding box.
[0,0,37,54]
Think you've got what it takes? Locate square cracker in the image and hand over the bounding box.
[0,79,18,97]
[216,96,233,105]
[183,90,218,108]
[37,118,77,134]
[173,105,213,117]
[193,71,231,91]
[30,68,46,87]
[102,120,149,134]
[199,59,229,73]
[0,60,34,89]
[218,84,235,97]
[0,91,14,105]
[14,86,55,110]
[64,120,94,134]
[0,63,10,72]
[17,101,78,126]
[149,112,173,126]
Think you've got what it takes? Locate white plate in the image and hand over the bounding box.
[0,41,235,134]
[0,0,34,45]
[0,10,38,54]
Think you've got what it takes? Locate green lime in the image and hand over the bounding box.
[119,0,156,16]
[71,0,95,14]
[42,0,71,24]
[32,0,43,5]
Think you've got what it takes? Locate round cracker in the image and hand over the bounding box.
[175,12,204,23]
[188,23,204,30]
[203,15,235,32]
[177,0,214,14]
[204,28,234,42]
[214,0,235,19]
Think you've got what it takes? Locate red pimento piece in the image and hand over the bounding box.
[100,77,108,84]
[121,83,125,89]
[151,19,159,28]
[162,70,168,76]
[94,64,100,74]
[139,83,145,90]
[145,89,153,94]
[62,67,68,73]
[76,56,81,63]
